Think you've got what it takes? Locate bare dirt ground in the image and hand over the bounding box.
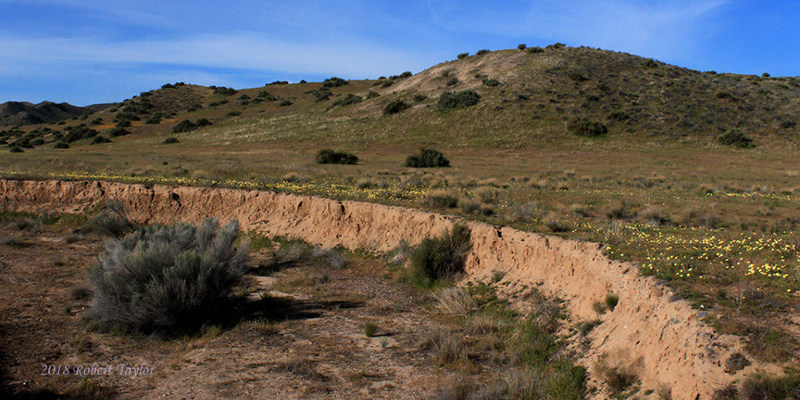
[0,222,465,399]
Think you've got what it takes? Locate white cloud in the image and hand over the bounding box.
[0,33,433,80]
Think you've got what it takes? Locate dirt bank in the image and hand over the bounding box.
[0,179,758,398]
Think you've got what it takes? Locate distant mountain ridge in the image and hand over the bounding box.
[0,101,111,126]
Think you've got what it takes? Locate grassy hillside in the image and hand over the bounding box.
[2,44,800,369]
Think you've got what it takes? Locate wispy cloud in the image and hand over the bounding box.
[0,33,432,79]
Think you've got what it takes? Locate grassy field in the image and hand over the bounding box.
[2,45,800,367]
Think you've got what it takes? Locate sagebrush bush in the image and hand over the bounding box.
[90,136,111,145]
[384,100,410,115]
[567,117,608,137]
[457,52,469,59]
[405,148,450,168]
[86,200,133,238]
[717,129,754,148]
[107,127,130,137]
[331,94,363,107]
[87,219,248,333]
[409,224,472,283]
[315,149,358,164]
[438,90,480,109]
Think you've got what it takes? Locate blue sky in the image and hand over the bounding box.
[1,0,799,105]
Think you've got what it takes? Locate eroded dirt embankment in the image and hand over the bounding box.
[0,179,755,398]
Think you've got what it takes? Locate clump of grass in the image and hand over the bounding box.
[87,218,248,334]
[408,224,472,284]
[422,329,468,366]
[434,287,476,316]
[315,149,358,165]
[595,357,639,394]
[405,148,450,168]
[426,191,459,208]
[364,322,379,337]
[605,293,619,311]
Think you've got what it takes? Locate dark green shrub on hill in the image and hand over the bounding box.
[87,219,247,334]
[384,100,410,115]
[64,126,99,143]
[9,145,23,153]
[405,148,450,168]
[476,49,490,55]
[608,110,630,122]
[108,127,130,137]
[315,149,358,165]
[172,120,195,133]
[527,47,544,54]
[323,77,348,88]
[90,136,111,145]
[212,86,238,96]
[438,90,480,109]
[172,119,211,133]
[256,90,277,101]
[162,137,179,144]
[145,115,161,124]
[457,52,469,59]
[53,142,68,149]
[518,44,527,50]
[409,224,472,283]
[400,71,413,78]
[279,100,293,106]
[482,78,500,87]
[308,86,332,101]
[568,118,608,137]
[115,119,131,128]
[718,129,754,148]
[226,111,242,117]
[331,94,363,107]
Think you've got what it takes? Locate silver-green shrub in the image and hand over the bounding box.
[87,218,247,333]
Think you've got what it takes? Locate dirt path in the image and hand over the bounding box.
[0,179,774,398]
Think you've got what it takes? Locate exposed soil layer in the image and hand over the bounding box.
[0,179,769,398]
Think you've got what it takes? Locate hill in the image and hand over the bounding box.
[0,100,110,126]
[3,45,799,150]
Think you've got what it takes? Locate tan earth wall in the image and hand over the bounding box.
[0,179,756,399]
